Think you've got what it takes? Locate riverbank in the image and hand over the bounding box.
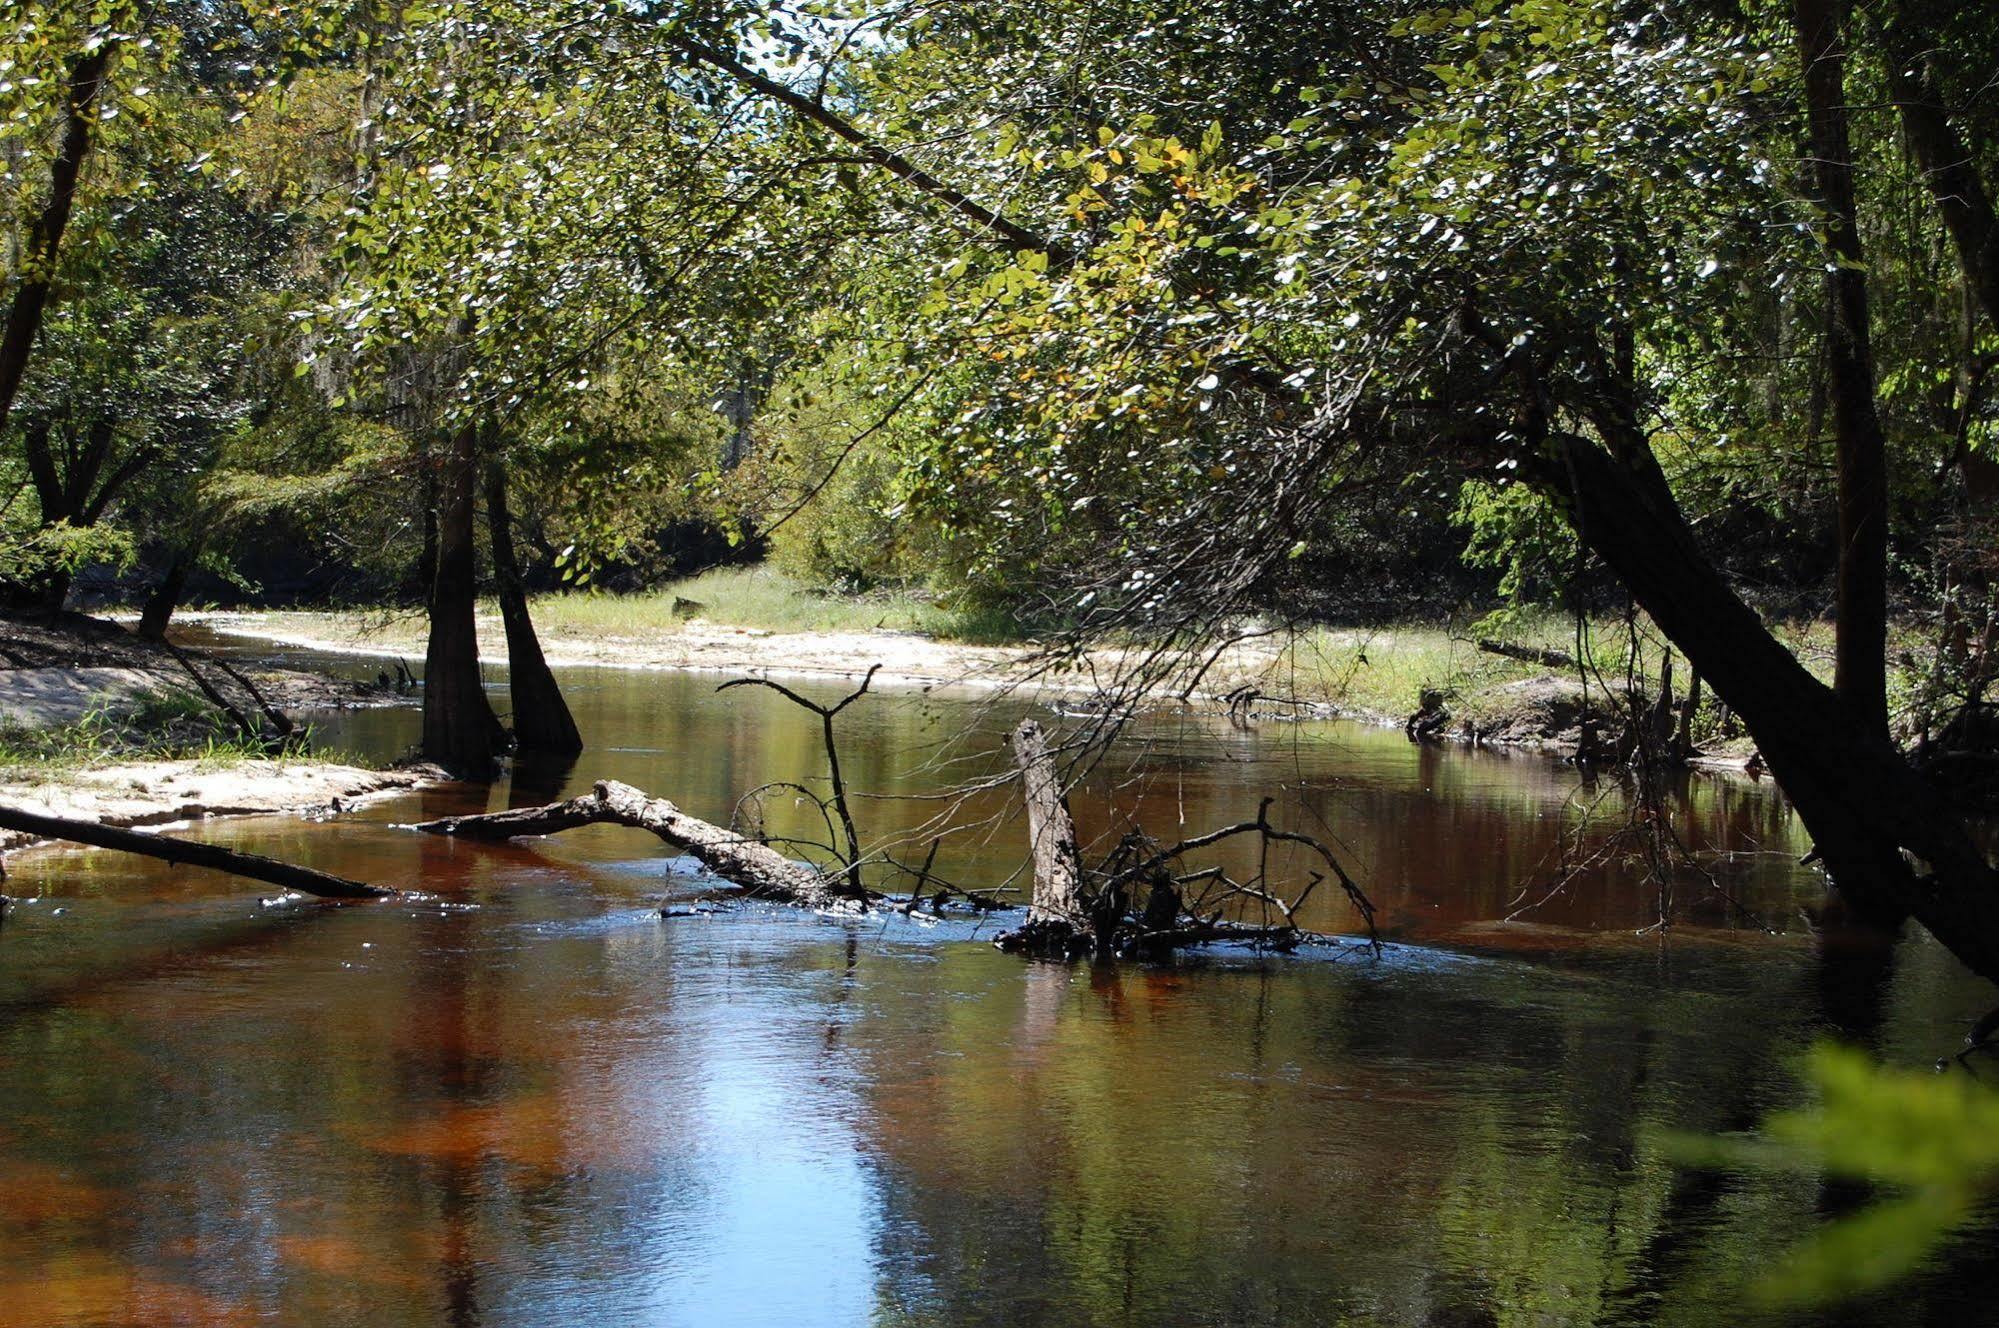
[0,759,438,852]
[193,589,1755,762]
[0,610,436,853]
[1,609,396,727]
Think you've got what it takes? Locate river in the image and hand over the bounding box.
[0,644,1992,1326]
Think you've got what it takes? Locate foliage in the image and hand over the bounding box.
[1453,481,1579,606]
[1669,1044,1999,1306]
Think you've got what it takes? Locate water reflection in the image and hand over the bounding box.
[0,643,1992,1325]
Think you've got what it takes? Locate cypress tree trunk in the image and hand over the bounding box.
[421,422,505,774]
[1796,0,1890,736]
[137,540,200,641]
[483,457,582,756]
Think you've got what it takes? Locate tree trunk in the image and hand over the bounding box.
[22,421,65,525]
[1796,0,1891,736]
[19,421,69,610]
[0,47,111,437]
[421,422,504,774]
[1886,23,1999,501]
[138,539,201,641]
[0,805,394,900]
[483,458,582,756]
[416,778,854,905]
[1886,26,1999,328]
[1012,719,1086,925]
[38,569,71,616]
[1675,671,1703,758]
[1544,433,1999,980]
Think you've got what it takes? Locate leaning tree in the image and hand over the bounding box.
[606,0,1999,978]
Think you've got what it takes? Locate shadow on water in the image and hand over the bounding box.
[0,643,1993,1325]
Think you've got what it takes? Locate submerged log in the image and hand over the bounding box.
[0,804,395,899]
[414,779,858,907]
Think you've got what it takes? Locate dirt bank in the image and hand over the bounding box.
[0,611,446,856]
[1,610,397,732]
[193,609,1338,716]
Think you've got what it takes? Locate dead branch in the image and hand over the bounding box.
[0,804,394,899]
[1476,638,1577,669]
[157,637,268,748]
[717,663,881,890]
[204,651,298,746]
[995,721,1380,960]
[1103,796,1377,939]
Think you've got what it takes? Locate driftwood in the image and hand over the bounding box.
[1013,719,1085,923]
[414,779,861,908]
[413,745,1379,963]
[996,719,1380,959]
[0,804,394,899]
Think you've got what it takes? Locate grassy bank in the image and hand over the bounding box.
[1270,615,1739,724]
[0,686,360,777]
[521,567,1018,642]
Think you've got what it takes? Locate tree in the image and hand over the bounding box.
[1795,0,1890,734]
[2,3,345,611]
[326,0,888,769]
[0,32,112,439]
[624,1,1999,978]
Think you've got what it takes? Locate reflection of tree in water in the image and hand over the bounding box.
[6,677,1991,1324]
[400,850,485,1328]
[842,938,1992,1328]
[342,780,731,1325]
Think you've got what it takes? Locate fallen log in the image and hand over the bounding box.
[1476,638,1576,669]
[414,779,859,908]
[0,804,394,899]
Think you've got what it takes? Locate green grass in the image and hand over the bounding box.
[1266,611,1851,734]
[1268,610,1952,749]
[1275,616,1612,716]
[522,567,1020,643]
[0,688,348,776]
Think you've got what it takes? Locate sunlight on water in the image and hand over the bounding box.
[0,642,1992,1326]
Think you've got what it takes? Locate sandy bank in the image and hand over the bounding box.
[0,760,442,852]
[192,610,1758,769]
[193,609,1040,691]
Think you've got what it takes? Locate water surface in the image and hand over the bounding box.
[1,646,1992,1326]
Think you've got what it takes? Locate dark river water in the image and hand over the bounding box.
[2,642,1995,1327]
